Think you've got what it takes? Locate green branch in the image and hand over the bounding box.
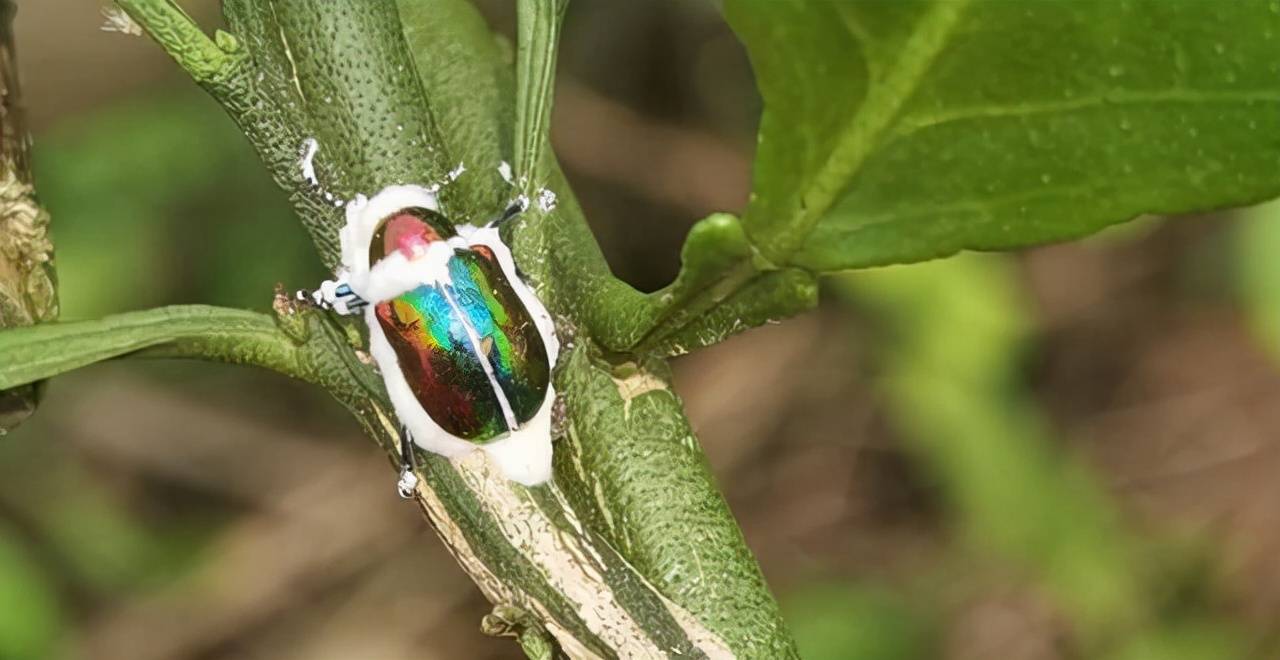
[86,2,797,656]
[115,0,245,90]
[0,0,55,432]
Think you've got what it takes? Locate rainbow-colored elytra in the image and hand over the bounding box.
[370,210,550,442]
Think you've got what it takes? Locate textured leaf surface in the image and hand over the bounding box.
[724,0,1280,271]
[555,345,798,658]
[398,0,654,349]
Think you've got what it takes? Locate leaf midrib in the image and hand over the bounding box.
[762,0,972,264]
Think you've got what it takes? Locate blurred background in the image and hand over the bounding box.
[5,1,1280,658]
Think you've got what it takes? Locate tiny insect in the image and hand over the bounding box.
[302,177,558,496]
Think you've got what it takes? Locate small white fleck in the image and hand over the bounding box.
[536,188,558,212]
[447,162,467,181]
[514,194,531,212]
[324,191,334,201]
[498,161,514,184]
[100,5,142,36]
[299,138,320,187]
[396,470,419,498]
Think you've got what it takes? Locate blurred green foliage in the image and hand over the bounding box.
[0,525,62,659]
[33,93,322,317]
[1236,200,1280,364]
[841,253,1253,658]
[784,583,936,660]
[0,92,321,658]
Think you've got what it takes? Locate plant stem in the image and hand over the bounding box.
[0,0,56,432]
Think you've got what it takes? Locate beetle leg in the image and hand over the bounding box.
[396,425,420,499]
[296,277,368,316]
[486,198,528,229]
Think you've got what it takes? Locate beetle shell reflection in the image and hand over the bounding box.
[369,208,550,443]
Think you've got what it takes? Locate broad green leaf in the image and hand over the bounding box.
[725,0,1280,271]
[0,305,302,390]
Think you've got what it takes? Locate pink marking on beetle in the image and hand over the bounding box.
[398,232,432,260]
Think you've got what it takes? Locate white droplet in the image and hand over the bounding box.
[299,138,320,186]
[536,188,558,212]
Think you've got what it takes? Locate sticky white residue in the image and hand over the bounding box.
[100,6,142,36]
[299,138,320,187]
[447,162,467,181]
[513,194,531,212]
[497,161,514,184]
[536,188,558,212]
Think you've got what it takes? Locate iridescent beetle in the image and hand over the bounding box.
[304,184,559,494]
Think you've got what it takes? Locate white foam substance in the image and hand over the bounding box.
[339,186,560,485]
[536,188,558,212]
[300,138,320,187]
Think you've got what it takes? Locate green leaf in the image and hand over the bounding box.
[514,0,568,192]
[0,305,304,390]
[725,0,1280,271]
[631,214,819,356]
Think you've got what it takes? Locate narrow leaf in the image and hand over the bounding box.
[514,0,569,192]
[0,305,302,390]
